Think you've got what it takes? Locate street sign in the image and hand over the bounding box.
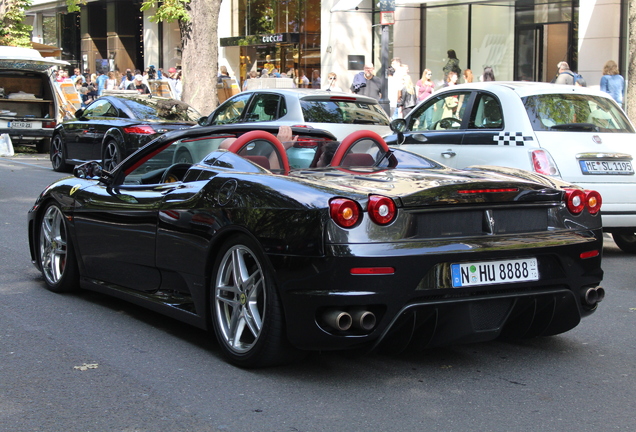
[380,11,395,25]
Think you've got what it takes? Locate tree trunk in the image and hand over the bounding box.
[180,0,222,115]
[627,0,636,120]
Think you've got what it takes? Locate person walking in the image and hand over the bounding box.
[482,66,496,82]
[600,60,625,106]
[442,50,461,80]
[555,62,575,85]
[351,63,382,101]
[416,69,434,103]
[463,69,473,83]
[397,74,418,117]
[323,72,342,92]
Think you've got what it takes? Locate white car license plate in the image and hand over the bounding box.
[580,160,634,175]
[451,258,538,288]
[10,121,41,129]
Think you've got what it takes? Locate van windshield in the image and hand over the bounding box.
[523,94,634,133]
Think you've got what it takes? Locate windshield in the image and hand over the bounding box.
[523,93,634,133]
[300,99,390,125]
[120,97,201,122]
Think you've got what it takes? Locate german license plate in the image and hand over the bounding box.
[10,121,39,129]
[580,160,634,175]
[451,258,538,288]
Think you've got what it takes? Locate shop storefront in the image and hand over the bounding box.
[219,0,321,87]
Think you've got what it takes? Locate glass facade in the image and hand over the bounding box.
[420,0,577,85]
[227,0,321,86]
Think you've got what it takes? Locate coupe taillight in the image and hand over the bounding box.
[564,188,602,215]
[123,125,156,134]
[368,195,396,225]
[329,198,360,228]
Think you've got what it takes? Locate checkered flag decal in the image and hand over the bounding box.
[493,132,534,146]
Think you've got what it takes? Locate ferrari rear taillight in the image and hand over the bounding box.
[531,149,559,176]
[564,188,602,215]
[585,190,602,215]
[330,198,360,228]
[123,125,156,134]
[367,195,396,225]
[564,188,586,214]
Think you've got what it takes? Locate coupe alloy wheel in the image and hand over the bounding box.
[103,141,121,171]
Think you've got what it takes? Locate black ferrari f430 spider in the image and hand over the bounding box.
[28,124,604,367]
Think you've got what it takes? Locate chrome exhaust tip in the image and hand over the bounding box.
[351,308,376,331]
[595,286,605,303]
[323,310,352,331]
[584,287,599,306]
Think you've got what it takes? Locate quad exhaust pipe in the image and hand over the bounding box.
[582,286,605,306]
[323,308,377,332]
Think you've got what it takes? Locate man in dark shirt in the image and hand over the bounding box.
[128,74,151,94]
[351,63,382,101]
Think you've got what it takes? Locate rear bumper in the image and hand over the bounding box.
[0,128,53,140]
[274,229,604,352]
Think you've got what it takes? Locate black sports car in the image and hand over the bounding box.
[50,94,200,173]
[28,124,605,367]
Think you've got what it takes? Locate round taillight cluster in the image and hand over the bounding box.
[368,195,396,225]
[329,195,397,228]
[564,188,602,215]
[329,198,360,228]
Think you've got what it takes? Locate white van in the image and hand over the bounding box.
[0,46,69,153]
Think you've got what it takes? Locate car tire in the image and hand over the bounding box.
[37,203,79,293]
[211,234,299,368]
[50,135,73,173]
[174,149,193,164]
[612,230,636,253]
[102,140,122,172]
[36,138,51,154]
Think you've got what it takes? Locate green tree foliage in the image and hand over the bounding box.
[140,0,191,23]
[0,0,34,47]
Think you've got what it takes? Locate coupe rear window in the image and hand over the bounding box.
[121,97,200,122]
[523,94,634,133]
[300,100,390,125]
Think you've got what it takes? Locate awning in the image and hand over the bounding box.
[31,42,62,58]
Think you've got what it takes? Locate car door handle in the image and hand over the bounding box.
[441,150,456,158]
[412,133,428,142]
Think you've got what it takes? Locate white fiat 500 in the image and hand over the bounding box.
[385,82,636,252]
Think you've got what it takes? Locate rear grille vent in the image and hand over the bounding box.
[416,208,548,238]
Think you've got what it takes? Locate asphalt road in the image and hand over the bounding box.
[1,154,635,432]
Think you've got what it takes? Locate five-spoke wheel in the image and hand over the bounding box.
[38,204,78,292]
[212,235,296,367]
[102,140,121,172]
[50,135,72,172]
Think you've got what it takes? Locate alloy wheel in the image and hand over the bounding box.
[214,244,266,354]
[39,205,68,286]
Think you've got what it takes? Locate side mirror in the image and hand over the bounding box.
[74,161,109,182]
[197,116,210,126]
[390,118,407,133]
[74,108,84,118]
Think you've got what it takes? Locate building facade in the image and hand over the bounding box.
[26,0,627,94]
